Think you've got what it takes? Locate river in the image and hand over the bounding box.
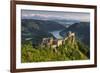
[49,30,63,39]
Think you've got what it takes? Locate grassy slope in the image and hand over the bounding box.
[21,35,89,63]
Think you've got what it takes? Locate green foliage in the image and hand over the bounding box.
[21,36,89,63]
[77,40,90,58]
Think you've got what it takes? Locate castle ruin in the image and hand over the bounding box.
[41,31,75,48]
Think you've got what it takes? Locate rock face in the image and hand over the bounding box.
[63,31,75,44]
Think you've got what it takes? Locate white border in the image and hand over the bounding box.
[16,5,95,69]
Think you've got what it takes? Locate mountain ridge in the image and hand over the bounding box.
[60,22,90,47]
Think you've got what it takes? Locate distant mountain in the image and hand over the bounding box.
[22,19,66,32]
[52,19,80,28]
[21,19,90,47]
[60,22,90,47]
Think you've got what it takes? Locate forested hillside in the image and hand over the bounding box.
[21,33,89,63]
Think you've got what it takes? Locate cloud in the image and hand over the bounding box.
[21,10,90,22]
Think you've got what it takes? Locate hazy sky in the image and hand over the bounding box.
[21,10,90,22]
